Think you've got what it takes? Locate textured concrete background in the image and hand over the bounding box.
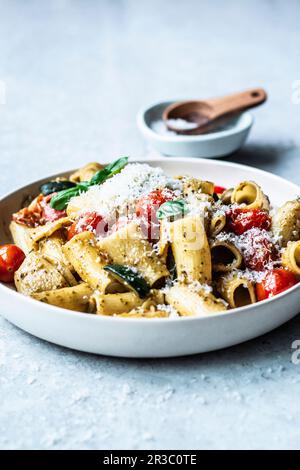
[1,0,300,450]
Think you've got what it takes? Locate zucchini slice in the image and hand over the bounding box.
[104,264,150,298]
[166,247,177,281]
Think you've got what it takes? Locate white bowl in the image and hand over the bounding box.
[0,158,299,358]
[137,101,253,158]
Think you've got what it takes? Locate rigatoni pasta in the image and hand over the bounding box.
[210,212,226,237]
[3,158,299,318]
[231,181,269,210]
[217,275,256,308]
[167,215,211,284]
[165,284,226,316]
[63,231,125,293]
[210,240,243,272]
[281,241,300,277]
[98,221,169,286]
[272,200,300,246]
[32,283,93,312]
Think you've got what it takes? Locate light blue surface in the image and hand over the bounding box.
[0,0,300,450]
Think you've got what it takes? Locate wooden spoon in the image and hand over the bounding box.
[163,88,267,135]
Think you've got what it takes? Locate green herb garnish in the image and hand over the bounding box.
[50,156,129,210]
[156,199,188,220]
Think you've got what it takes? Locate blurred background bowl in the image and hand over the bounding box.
[137,101,253,158]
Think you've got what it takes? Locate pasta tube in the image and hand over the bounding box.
[210,240,243,272]
[165,284,227,316]
[30,217,71,244]
[43,255,77,287]
[63,232,124,293]
[14,252,70,295]
[98,221,169,286]
[220,188,233,205]
[282,241,300,277]
[31,283,93,312]
[91,291,142,315]
[272,200,300,247]
[39,231,73,271]
[63,231,125,293]
[231,181,269,210]
[143,289,165,306]
[183,193,213,233]
[217,275,256,308]
[92,289,168,318]
[183,178,214,197]
[63,231,106,288]
[9,221,36,254]
[169,215,212,283]
[210,213,226,237]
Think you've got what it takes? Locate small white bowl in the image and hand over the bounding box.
[137,101,253,158]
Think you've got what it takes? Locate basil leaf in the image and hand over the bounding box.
[89,156,128,185]
[105,156,129,175]
[156,199,187,220]
[50,157,129,210]
[50,184,87,210]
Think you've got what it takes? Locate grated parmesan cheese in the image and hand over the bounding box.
[188,280,213,295]
[215,227,281,254]
[70,163,182,222]
[185,192,212,217]
[156,304,179,318]
[222,268,267,284]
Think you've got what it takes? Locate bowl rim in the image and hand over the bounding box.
[1,156,300,324]
[136,101,253,143]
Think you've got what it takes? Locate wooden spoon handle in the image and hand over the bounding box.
[207,88,267,119]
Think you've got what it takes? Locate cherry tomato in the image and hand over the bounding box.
[0,244,25,283]
[243,231,278,271]
[67,212,107,240]
[136,189,175,221]
[136,189,175,241]
[256,268,298,301]
[67,223,78,241]
[227,208,271,235]
[214,185,226,194]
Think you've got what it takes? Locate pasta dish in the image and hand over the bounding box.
[1,157,300,318]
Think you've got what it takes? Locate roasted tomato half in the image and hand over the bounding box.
[242,231,278,271]
[136,188,175,241]
[67,212,107,240]
[256,268,298,300]
[226,208,271,235]
[214,185,227,194]
[0,244,25,283]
